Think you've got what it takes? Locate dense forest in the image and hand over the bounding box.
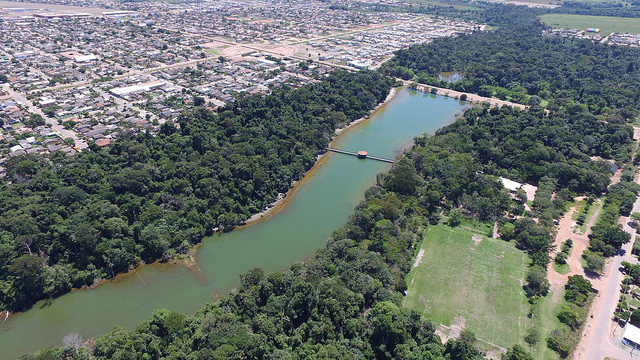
[13,3,640,359]
[551,0,640,18]
[382,25,640,117]
[24,96,630,359]
[0,70,395,312]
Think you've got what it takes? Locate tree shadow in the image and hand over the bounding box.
[584,268,601,279]
[39,298,53,309]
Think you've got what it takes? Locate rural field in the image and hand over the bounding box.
[539,14,640,35]
[404,222,530,350]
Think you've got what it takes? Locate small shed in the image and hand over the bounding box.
[623,323,640,349]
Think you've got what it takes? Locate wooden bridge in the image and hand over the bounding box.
[326,148,394,163]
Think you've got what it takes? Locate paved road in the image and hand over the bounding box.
[579,130,640,360]
[2,84,88,150]
[582,210,640,360]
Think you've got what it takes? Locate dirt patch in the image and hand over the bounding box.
[253,43,300,57]
[472,235,483,246]
[437,316,467,343]
[521,183,537,202]
[413,248,425,268]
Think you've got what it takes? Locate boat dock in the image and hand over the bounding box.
[326,148,394,163]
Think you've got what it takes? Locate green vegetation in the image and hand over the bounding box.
[0,70,395,312]
[404,223,529,349]
[552,0,640,18]
[382,18,640,119]
[588,181,638,257]
[539,14,640,35]
[547,275,594,358]
[575,199,602,234]
[16,4,640,360]
[553,262,570,275]
[553,240,573,275]
[24,104,547,360]
[529,286,564,359]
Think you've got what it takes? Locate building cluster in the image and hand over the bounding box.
[544,28,640,47]
[0,99,76,176]
[608,32,640,47]
[0,0,482,177]
[309,17,481,68]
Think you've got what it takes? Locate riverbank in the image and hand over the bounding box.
[403,80,528,110]
[335,86,399,135]
[242,85,402,227]
[1,87,467,360]
[0,85,404,324]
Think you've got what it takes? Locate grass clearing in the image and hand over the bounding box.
[553,261,570,275]
[571,200,587,221]
[530,286,564,360]
[205,46,230,56]
[576,200,602,234]
[404,223,529,349]
[539,14,640,36]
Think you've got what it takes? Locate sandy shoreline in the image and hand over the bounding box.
[240,85,401,227]
[406,82,527,110]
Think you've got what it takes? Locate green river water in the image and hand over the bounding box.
[0,89,466,359]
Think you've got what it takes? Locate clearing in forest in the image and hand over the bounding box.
[539,14,640,35]
[404,222,529,349]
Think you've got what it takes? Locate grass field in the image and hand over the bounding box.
[530,287,564,360]
[539,14,640,35]
[404,222,529,350]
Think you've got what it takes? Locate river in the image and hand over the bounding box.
[0,88,466,359]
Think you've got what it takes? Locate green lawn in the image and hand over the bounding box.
[553,261,570,275]
[553,246,572,275]
[539,14,640,35]
[576,200,602,234]
[404,223,529,349]
[530,287,564,360]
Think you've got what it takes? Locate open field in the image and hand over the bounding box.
[404,222,529,350]
[530,286,564,360]
[539,14,640,35]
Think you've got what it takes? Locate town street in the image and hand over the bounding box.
[1,83,87,150]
